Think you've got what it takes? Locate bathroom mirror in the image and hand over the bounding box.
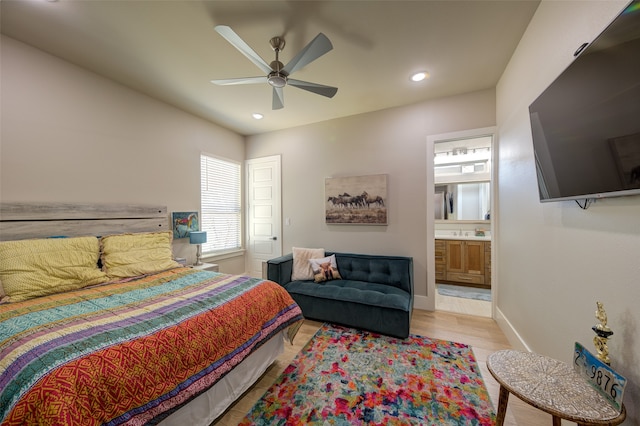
[434,136,492,222]
[435,182,490,221]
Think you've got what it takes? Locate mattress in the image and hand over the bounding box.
[158,330,284,426]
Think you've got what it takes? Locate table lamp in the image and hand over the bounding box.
[189,231,207,266]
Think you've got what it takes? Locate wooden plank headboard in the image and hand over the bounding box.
[0,203,169,241]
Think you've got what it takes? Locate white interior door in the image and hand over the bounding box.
[246,155,282,278]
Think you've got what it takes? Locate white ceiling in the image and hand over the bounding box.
[1,0,540,136]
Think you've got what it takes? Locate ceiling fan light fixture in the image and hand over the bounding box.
[267,73,287,88]
[411,71,429,82]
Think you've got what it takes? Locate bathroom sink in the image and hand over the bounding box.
[434,230,491,241]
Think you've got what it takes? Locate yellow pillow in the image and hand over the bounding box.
[0,236,108,302]
[101,231,180,279]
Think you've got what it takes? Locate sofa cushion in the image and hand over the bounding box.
[329,253,413,295]
[284,279,411,312]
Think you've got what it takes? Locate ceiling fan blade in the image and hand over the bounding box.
[288,79,338,98]
[214,25,273,75]
[210,76,267,85]
[282,33,333,75]
[272,87,284,110]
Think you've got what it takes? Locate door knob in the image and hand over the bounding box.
[270,236,277,240]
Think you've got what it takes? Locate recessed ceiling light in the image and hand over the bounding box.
[252,113,264,120]
[411,71,429,82]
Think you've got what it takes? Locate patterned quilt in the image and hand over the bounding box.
[0,268,303,426]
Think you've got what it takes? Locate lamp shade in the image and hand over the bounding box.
[189,231,207,245]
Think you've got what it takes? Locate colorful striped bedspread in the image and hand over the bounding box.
[0,268,303,426]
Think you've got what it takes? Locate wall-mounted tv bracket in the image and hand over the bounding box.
[575,199,595,209]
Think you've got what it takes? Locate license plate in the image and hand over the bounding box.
[573,342,626,411]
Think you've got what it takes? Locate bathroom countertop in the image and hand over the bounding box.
[435,232,491,241]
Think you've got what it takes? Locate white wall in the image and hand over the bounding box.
[0,35,246,272]
[496,1,639,420]
[246,90,496,304]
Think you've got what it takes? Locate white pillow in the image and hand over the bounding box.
[291,247,324,281]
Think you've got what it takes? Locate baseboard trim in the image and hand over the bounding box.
[413,295,432,311]
[415,295,531,352]
[494,306,531,352]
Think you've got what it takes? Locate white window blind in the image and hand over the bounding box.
[200,154,241,254]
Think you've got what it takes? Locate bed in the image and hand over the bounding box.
[0,203,304,426]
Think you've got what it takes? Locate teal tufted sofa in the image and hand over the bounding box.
[266,252,414,338]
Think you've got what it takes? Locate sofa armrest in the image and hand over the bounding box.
[267,253,294,286]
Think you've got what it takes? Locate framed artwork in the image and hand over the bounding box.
[325,174,388,225]
[172,211,199,238]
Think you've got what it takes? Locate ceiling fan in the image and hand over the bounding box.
[211,25,338,110]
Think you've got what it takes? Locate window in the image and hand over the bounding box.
[200,154,241,254]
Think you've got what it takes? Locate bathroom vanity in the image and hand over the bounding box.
[435,234,491,288]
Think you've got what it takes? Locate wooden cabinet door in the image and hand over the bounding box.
[465,241,485,275]
[445,240,465,273]
[442,239,489,286]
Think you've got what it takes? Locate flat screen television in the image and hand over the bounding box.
[529,0,640,202]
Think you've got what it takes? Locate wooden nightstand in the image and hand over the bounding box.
[192,263,219,272]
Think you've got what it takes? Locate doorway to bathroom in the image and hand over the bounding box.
[427,127,495,318]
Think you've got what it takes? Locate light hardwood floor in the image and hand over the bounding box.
[213,310,551,425]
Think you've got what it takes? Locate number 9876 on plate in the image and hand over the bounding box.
[573,342,626,411]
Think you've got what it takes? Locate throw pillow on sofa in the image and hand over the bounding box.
[309,254,342,283]
[291,247,325,280]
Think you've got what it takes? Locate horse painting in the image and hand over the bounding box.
[172,212,198,238]
[325,174,388,225]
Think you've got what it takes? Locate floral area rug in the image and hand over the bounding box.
[239,324,495,425]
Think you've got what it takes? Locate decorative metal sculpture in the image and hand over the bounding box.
[592,301,614,365]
